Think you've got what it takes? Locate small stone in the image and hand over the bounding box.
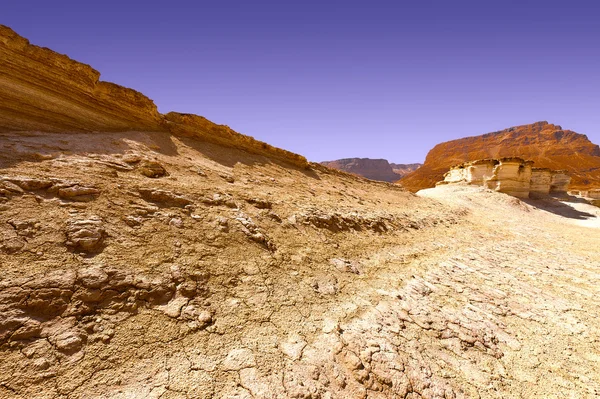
[322,318,339,334]
[169,217,184,228]
[197,311,213,327]
[58,185,101,202]
[122,153,142,164]
[33,357,50,370]
[78,267,109,288]
[2,237,26,253]
[139,160,167,178]
[177,281,197,297]
[195,168,207,177]
[65,217,105,252]
[54,332,83,353]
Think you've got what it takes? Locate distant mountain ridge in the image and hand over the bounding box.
[321,158,421,182]
[400,121,600,192]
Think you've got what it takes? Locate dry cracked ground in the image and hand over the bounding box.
[1,131,600,399]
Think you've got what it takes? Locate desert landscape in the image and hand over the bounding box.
[1,17,600,399]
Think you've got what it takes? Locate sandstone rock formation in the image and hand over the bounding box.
[400,121,600,192]
[1,25,600,399]
[550,170,571,193]
[321,158,421,182]
[439,158,570,198]
[530,168,552,196]
[0,25,307,169]
[0,26,164,133]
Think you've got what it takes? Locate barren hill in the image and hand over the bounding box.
[1,26,600,399]
[321,158,420,182]
[400,121,600,192]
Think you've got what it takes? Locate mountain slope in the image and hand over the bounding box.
[400,121,600,191]
[321,158,421,182]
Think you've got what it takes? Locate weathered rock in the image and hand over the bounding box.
[530,168,552,196]
[201,193,238,208]
[440,158,533,198]
[236,214,276,251]
[440,158,570,199]
[138,188,193,207]
[222,348,256,371]
[4,176,53,191]
[550,170,571,193]
[139,160,168,178]
[58,185,101,202]
[65,217,105,252]
[401,121,600,191]
[0,25,165,133]
[330,258,362,274]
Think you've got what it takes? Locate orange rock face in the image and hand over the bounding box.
[400,121,600,191]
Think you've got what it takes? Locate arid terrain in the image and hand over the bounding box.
[401,122,600,192]
[1,25,600,399]
[320,159,421,182]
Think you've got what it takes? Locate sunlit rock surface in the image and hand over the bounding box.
[530,168,552,197]
[439,158,535,198]
[401,121,600,192]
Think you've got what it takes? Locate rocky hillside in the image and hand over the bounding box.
[400,121,600,192]
[2,26,600,399]
[321,158,421,182]
[0,25,307,168]
[390,162,422,177]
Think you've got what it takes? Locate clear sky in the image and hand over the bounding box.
[3,1,600,163]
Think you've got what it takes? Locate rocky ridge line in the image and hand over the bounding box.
[0,25,308,168]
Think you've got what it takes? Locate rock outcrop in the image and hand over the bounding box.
[439,158,570,198]
[550,170,571,193]
[0,25,165,133]
[400,121,600,192]
[530,168,552,196]
[320,158,420,182]
[0,25,308,169]
[164,112,308,168]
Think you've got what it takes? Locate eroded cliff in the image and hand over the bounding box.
[0,25,165,133]
[439,158,570,198]
[400,121,600,192]
[0,25,307,168]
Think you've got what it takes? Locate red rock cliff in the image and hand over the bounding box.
[400,121,600,191]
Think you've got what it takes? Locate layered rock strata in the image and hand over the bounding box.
[400,121,600,191]
[530,168,552,197]
[0,26,165,133]
[439,158,570,198]
[0,25,308,168]
[550,170,571,193]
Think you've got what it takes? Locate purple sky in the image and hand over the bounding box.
[4,1,600,163]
